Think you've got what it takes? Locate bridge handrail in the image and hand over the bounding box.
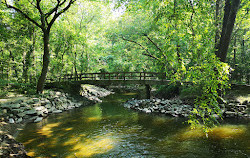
[47,72,167,82]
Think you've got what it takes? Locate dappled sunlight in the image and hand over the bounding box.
[37,142,46,147]
[64,133,118,158]
[23,138,37,146]
[64,127,73,131]
[16,93,249,157]
[123,93,138,96]
[169,124,247,141]
[27,150,36,157]
[235,95,250,104]
[36,122,61,137]
[208,125,247,139]
[87,116,102,122]
[178,127,205,140]
[48,137,59,148]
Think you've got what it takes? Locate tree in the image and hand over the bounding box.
[216,0,241,62]
[3,0,76,93]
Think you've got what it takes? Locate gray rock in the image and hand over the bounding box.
[34,117,43,123]
[135,103,139,107]
[1,103,10,108]
[33,102,41,107]
[29,116,39,121]
[67,106,75,110]
[25,109,37,115]
[183,114,189,117]
[160,100,170,105]
[20,102,28,107]
[32,98,40,103]
[152,106,159,110]
[14,99,23,104]
[2,109,8,114]
[9,104,21,109]
[34,106,44,111]
[242,100,248,105]
[45,104,52,109]
[236,105,247,111]
[161,110,166,113]
[16,118,23,123]
[37,111,44,116]
[143,108,151,113]
[62,104,68,109]
[40,100,46,105]
[165,111,172,114]
[225,111,235,117]
[12,109,24,114]
[17,113,26,117]
[53,110,62,113]
[75,103,82,108]
[9,118,15,124]
[55,91,62,96]
[227,103,235,107]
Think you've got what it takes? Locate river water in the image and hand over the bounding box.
[16,93,250,158]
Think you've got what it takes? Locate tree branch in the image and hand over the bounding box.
[231,9,249,40]
[120,36,160,61]
[45,0,67,18]
[48,0,76,31]
[143,34,162,52]
[188,0,195,36]
[4,0,42,29]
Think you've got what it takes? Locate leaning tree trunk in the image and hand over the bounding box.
[36,31,50,93]
[216,0,241,62]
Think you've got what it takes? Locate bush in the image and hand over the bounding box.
[155,84,180,99]
[180,85,202,100]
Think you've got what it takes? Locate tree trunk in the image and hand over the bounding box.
[215,0,222,49]
[215,0,241,62]
[23,25,35,83]
[36,31,50,93]
[233,37,236,68]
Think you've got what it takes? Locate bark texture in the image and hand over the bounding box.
[216,0,241,62]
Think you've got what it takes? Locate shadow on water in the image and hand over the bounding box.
[16,93,250,158]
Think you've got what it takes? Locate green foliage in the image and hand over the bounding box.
[174,53,231,133]
[0,79,8,97]
[180,85,202,100]
[155,84,180,99]
[0,0,249,132]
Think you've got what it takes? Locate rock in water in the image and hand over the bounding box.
[9,118,15,124]
[34,117,43,123]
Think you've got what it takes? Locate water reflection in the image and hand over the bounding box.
[17,93,250,158]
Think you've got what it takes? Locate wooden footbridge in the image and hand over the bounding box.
[46,72,172,98]
[46,72,170,86]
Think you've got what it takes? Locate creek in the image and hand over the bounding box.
[16,93,250,158]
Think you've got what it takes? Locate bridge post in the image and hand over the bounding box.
[145,84,151,99]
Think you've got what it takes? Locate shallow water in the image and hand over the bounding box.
[16,93,250,158]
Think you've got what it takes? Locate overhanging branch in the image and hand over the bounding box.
[121,36,160,61]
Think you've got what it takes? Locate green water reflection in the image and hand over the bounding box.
[16,93,250,158]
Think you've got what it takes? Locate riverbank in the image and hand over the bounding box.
[0,84,113,157]
[124,97,249,119]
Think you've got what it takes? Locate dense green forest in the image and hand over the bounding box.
[0,0,249,130]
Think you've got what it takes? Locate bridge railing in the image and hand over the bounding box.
[46,72,167,82]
